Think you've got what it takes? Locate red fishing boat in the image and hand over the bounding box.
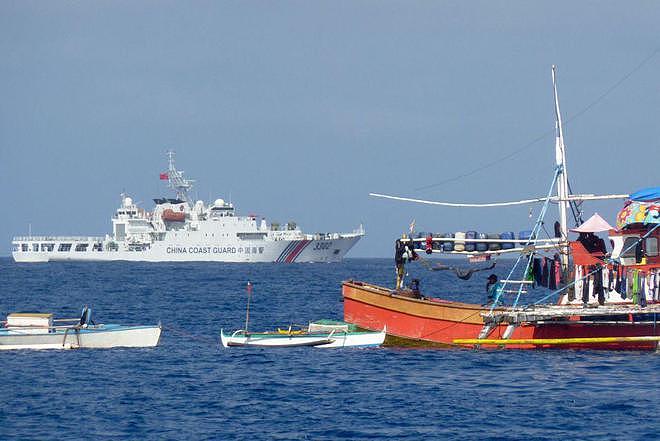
[343,67,660,350]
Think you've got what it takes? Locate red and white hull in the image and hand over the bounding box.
[343,281,659,350]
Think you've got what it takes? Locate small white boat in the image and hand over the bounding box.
[0,307,162,350]
[220,320,386,348]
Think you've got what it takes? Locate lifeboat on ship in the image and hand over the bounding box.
[162,208,185,222]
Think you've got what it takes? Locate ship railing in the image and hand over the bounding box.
[12,236,105,242]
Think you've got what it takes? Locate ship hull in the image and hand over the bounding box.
[342,281,659,350]
[13,235,361,263]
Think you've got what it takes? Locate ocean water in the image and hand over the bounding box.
[0,257,658,440]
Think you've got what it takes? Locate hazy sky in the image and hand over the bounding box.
[1,1,659,257]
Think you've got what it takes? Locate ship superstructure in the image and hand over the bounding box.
[12,153,364,263]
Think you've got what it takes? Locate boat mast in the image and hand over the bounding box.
[166,150,195,202]
[552,65,570,270]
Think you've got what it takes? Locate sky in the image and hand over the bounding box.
[1,1,659,257]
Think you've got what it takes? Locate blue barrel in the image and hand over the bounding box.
[415,232,426,249]
[500,231,515,250]
[432,233,443,250]
[476,233,488,252]
[487,233,501,251]
[442,233,454,252]
[518,230,532,246]
[465,231,477,252]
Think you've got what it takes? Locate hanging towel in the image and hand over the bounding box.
[541,257,549,287]
[593,265,605,305]
[639,272,647,307]
[533,258,543,287]
[631,270,639,305]
[571,265,581,302]
[582,270,590,305]
[549,259,557,290]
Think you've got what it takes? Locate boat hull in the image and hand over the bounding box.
[12,235,362,263]
[220,328,385,349]
[342,281,659,350]
[0,324,162,350]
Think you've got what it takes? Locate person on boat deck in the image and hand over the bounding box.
[578,232,607,255]
[409,278,422,298]
[485,274,501,305]
[394,238,418,289]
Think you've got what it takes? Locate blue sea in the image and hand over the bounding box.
[1,257,658,440]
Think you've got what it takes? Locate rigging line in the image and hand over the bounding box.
[566,180,584,226]
[414,49,660,193]
[541,224,563,256]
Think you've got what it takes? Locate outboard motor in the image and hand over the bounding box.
[79,306,92,328]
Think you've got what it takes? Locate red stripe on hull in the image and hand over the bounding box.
[343,283,658,350]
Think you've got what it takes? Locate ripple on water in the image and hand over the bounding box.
[1,259,658,441]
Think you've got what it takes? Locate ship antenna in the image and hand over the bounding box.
[166,150,195,202]
[552,66,570,271]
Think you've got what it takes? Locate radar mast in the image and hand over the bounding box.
[166,150,195,202]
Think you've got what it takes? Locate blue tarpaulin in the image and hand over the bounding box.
[629,187,660,202]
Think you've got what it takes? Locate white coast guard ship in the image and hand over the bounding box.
[12,153,364,263]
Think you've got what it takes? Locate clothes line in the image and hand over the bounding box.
[369,192,629,208]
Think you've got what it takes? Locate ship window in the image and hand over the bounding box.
[32,244,39,252]
[75,243,88,252]
[22,244,28,252]
[621,237,639,258]
[12,244,18,252]
[646,237,658,257]
[58,243,72,252]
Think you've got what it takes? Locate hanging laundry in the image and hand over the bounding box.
[639,272,647,307]
[620,269,627,300]
[592,265,605,306]
[541,257,549,287]
[631,270,639,305]
[533,258,543,287]
[581,268,590,305]
[549,259,557,290]
[571,265,582,302]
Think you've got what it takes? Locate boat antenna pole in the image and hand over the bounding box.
[244,281,253,333]
[552,65,570,271]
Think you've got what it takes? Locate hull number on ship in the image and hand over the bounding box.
[313,242,333,251]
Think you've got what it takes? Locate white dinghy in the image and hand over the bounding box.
[0,307,161,350]
[220,321,386,349]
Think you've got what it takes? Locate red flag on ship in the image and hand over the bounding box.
[159,172,168,180]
